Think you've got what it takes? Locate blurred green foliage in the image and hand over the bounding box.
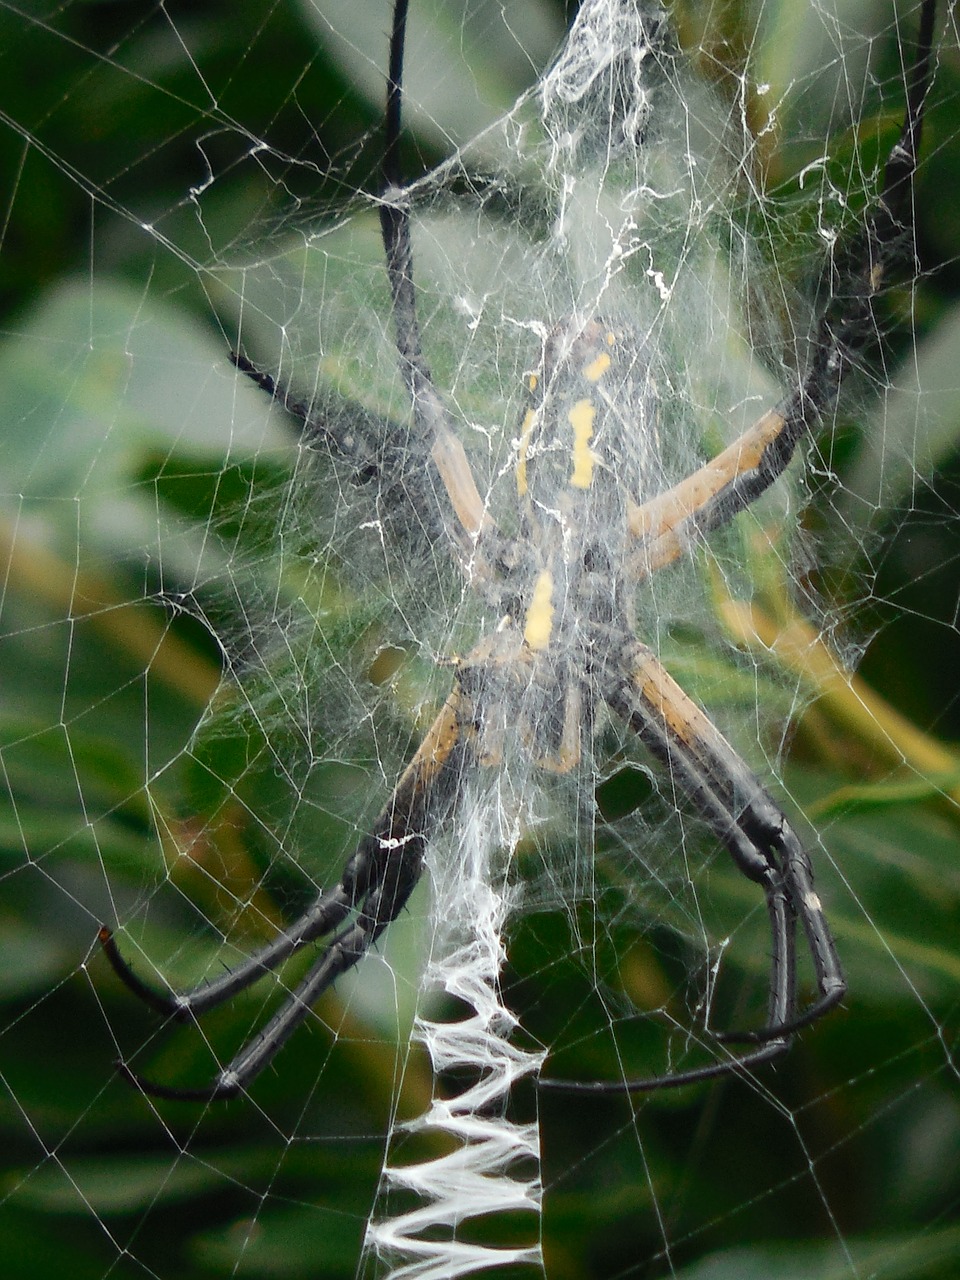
[1,2,959,1279]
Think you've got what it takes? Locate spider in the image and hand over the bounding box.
[100,0,936,1101]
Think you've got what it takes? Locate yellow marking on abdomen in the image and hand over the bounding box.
[583,351,611,382]
[568,398,597,488]
[524,570,555,651]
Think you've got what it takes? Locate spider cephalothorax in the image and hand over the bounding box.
[101,0,936,1101]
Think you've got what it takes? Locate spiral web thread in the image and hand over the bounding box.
[2,1,956,1278]
[363,790,546,1279]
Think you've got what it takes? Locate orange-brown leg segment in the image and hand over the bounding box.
[542,641,845,1094]
[103,687,470,1101]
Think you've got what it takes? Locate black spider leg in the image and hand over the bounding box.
[379,0,444,442]
[102,0,497,1102]
[232,0,512,590]
[627,0,936,583]
[230,355,405,491]
[227,12,447,523]
[230,353,454,554]
[378,0,523,591]
[541,640,845,1094]
[104,692,467,1101]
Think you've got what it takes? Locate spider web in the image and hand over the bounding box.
[2,0,960,1277]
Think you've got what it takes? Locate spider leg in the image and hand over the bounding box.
[231,353,397,487]
[230,350,459,555]
[234,0,523,593]
[626,648,845,1038]
[117,914,390,1103]
[99,880,355,1021]
[542,640,844,1094]
[232,320,499,579]
[379,0,524,579]
[627,0,935,582]
[107,687,468,1101]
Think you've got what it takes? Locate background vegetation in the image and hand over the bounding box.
[1,2,959,1277]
